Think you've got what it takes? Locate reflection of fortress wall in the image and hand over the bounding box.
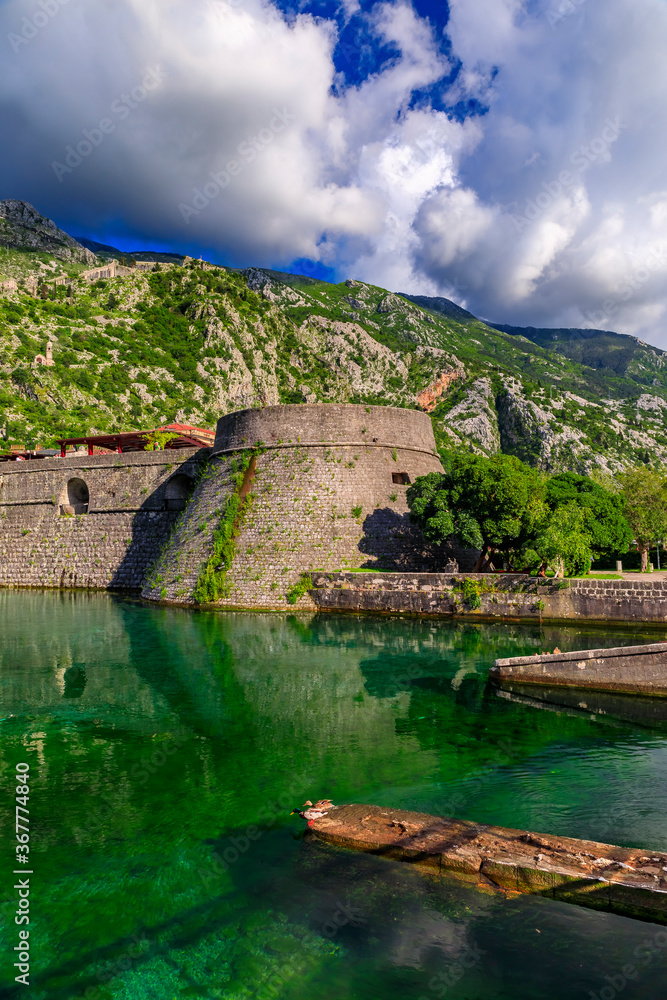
[0,590,176,731]
[0,449,203,590]
[142,404,443,608]
[216,613,430,788]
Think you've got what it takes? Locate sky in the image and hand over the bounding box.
[1,0,667,344]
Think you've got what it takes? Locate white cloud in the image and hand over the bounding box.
[2,0,667,344]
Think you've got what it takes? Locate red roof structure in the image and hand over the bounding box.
[55,423,215,457]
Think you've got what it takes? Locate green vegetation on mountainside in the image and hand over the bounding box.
[2,222,667,474]
[490,322,667,385]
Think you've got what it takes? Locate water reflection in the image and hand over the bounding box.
[495,682,667,731]
[1,593,667,999]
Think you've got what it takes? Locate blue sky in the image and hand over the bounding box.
[1,0,667,344]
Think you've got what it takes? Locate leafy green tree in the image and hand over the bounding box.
[407,453,545,570]
[618,467,667,571]
[527,503,592,578]
[544,472,631,558]
[405,470,484,551]
[142,430,179,451]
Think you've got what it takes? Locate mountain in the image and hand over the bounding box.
[489,322,659,378]
[0,200,97,269]
[2,200,667,473]
[400,293,477,324]
[74,235,185,264]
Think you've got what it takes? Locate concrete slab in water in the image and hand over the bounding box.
[491,642,667,697]
[309,804,667,924]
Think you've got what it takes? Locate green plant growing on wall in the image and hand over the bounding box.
[142,430,179,451]
[460,578,482,609]
[286,574,313,605]
[351,505,363,519]
[193,451,256,603]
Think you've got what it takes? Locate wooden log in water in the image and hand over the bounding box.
[490,642,667,697]
[308,804,667,924]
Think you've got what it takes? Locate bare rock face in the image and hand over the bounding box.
[377,292,410,315]
[497,387,588,471]
[0,200,97,264]
[442,378,501,455]
[241,267,272,293]
[416,370,463,412]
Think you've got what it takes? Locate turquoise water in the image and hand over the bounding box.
[1,590,667,999]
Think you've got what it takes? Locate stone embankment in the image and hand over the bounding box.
[491,642,667,696]
[308,804,667,924]
[310,572,667,623]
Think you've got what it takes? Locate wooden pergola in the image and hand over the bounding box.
[56,423,215,457]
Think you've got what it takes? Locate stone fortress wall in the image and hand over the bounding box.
[0,449,203,591]
[3,402,667,623]
[0,404,444,607]
[141,404,445,608]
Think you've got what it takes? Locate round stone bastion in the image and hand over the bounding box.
[211,403,440,458]
[142,404,444,610]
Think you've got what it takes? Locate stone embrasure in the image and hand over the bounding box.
[308,804,667,924]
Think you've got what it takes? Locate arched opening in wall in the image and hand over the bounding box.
[392,472,411,485]
[164,473,195,511]
[59,478,89,516]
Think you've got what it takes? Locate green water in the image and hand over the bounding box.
[1,591,667,999]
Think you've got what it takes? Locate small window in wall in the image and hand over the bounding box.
[60,478,89,516]
[164,473,194,511]
[392,472,411,485]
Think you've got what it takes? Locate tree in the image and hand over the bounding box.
[405,471,484,551]
[544,472,631,558]
[618,467,667,571]
[142,430,179,451]
[527,502,592,578]
[407,453,545,570]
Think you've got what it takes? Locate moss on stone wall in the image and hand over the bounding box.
[193,451,257,603]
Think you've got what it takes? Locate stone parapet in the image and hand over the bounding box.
[212,403,439,456]
[310,572,667,623]
[492,641,667,695]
